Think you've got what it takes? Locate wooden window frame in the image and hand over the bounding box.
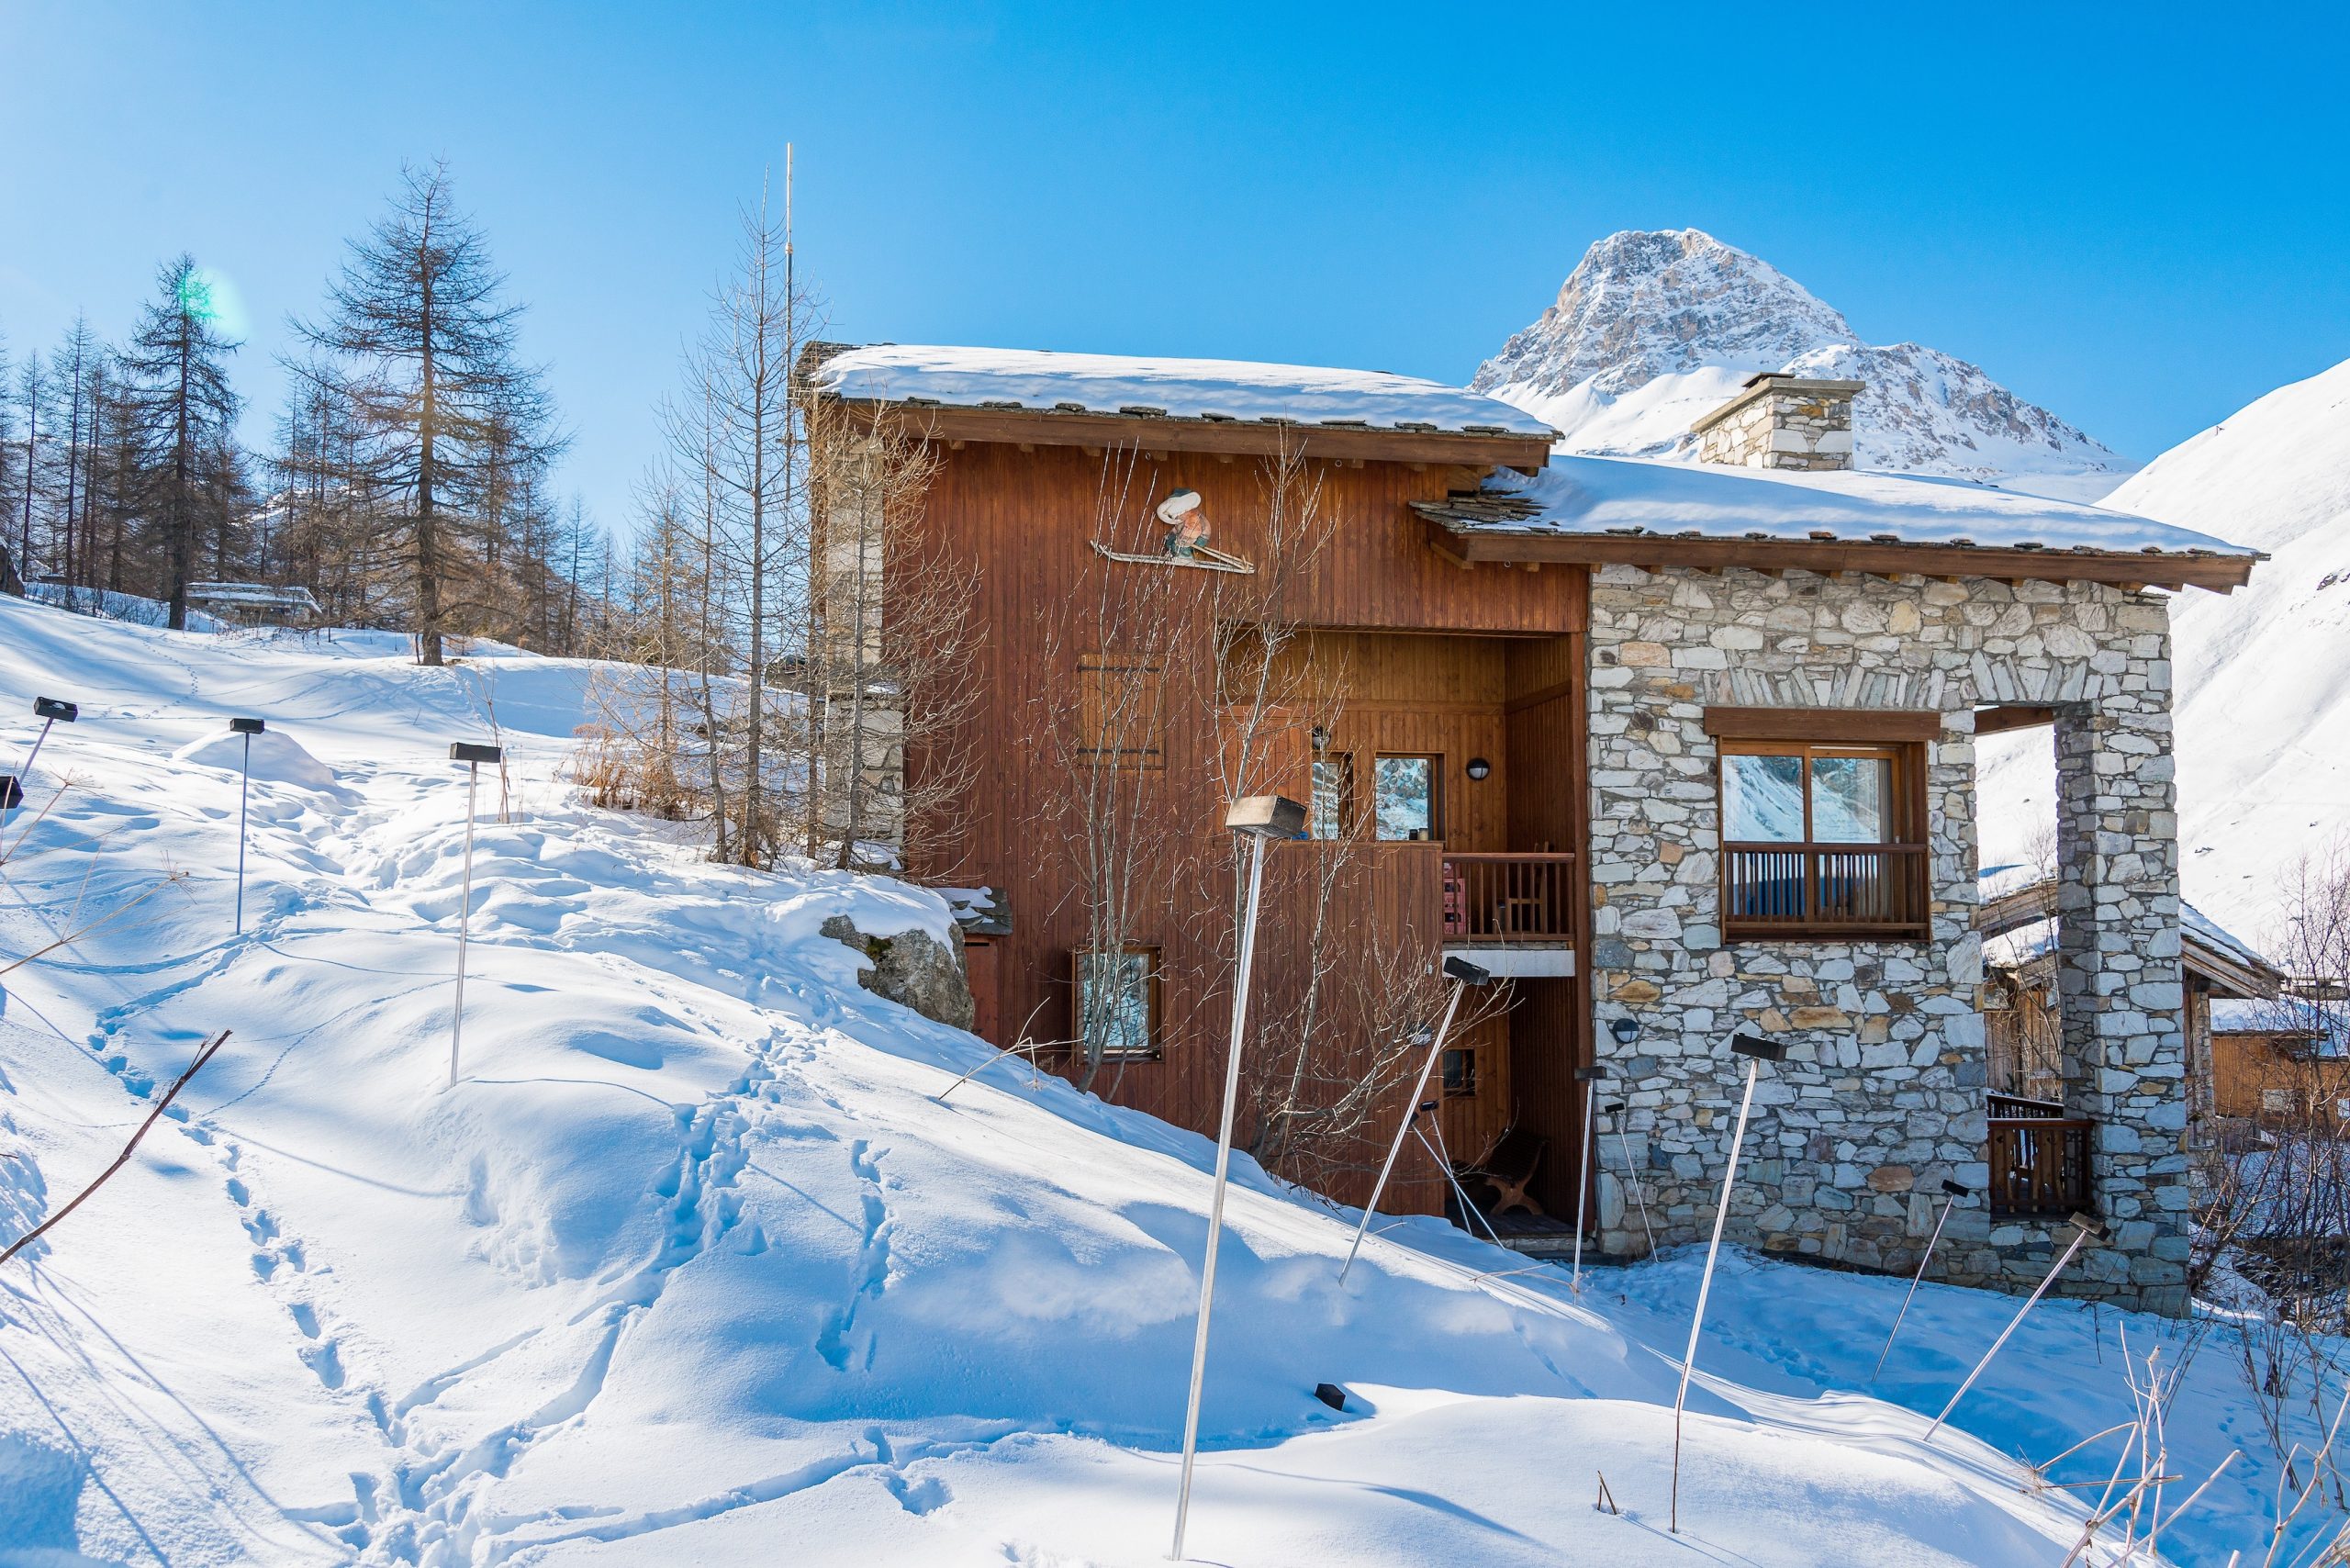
[1717,735,1931,941]
[1441,1045,1479,1099]
[1371,752,1444,844]
[1310,750,1357,841]
[1072,945,1163,1061]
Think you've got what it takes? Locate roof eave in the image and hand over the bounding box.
[828,398,1552,470]
[1419,519,2259,594]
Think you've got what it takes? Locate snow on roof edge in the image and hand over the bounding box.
[1424,451,2262,562]
[808,342,1559,441]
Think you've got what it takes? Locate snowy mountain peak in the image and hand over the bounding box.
[1472,228,2132,498]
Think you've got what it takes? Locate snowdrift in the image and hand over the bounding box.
[0,594,2311,1565]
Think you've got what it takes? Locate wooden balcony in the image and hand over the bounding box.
[1722,841,1930,939]
[1988,1113,2094,1217]
[1441,852,1576,945]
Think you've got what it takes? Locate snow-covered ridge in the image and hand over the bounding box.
[811,342,1558,437]
[1472,229,2132,499]
[1980,355,2350,938]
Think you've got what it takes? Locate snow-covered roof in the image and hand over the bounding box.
[1416,452,2260,563]
[808,343,1558,440]
[2184,902,2277,982]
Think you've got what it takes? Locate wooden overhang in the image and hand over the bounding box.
[1416,517,2257,593]
[1975,704,2058,736]
[824,398,1553,472]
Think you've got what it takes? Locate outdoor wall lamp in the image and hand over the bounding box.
[1608,1016,1642,1047]
[1311,724,1330,752]
[1464,756,1491,781]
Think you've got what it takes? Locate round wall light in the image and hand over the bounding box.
[1464,756,1492,781]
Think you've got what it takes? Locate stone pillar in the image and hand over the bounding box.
[2051,618,2192,1313]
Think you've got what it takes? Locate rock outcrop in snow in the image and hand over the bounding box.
[1472,229,2132,498]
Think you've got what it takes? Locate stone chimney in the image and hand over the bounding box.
[1690,372,1863,471]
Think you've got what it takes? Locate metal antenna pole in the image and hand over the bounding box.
[1338,976,1470,1283]
[1571,1068,1603,1292]
[1170,830,1270,1562]
[1872,1181,1970,1381]
[236,732,252,934]
[1924,1216,2099,1443]
[1609,1106,1659,1255]
[2,716,55,839]
[1672,1047,1769,1534]
[449,759,480,1090]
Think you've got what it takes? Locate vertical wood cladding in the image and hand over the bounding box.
[899,436,1588,1214]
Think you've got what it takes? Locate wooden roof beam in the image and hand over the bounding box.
[1423,521,2255,593]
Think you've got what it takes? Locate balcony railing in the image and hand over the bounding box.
[1723,841,1930,939]
[1442,852,1576,944]
[1988,1114,2094,1217]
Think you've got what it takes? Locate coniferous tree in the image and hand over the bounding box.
[15,351,44,584]
[0,329,18,596]
[292,161,560,664]
[49,317,100,588]
[120,255,242,629]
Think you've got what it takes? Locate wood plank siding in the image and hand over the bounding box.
[890,434,1592,1215]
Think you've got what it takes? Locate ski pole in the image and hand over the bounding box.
[1339,955,1490,1282]
[1872,1179,1971,1380]
[1673,1032,1787,1533]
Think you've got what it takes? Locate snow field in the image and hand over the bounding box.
[0,594,2313,1565]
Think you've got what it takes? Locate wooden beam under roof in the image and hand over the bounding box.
[1975,704,2058,736]
[839,399,1553,472]
[1420,520,2256,593]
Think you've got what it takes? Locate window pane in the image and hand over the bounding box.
[1441,1047,1477,1097]
[1811,755,1891,843]
[1079,950,1152,1058]
[1374,756,1434,841]
[1311,756,1351,840]
[1722,753,1805,842]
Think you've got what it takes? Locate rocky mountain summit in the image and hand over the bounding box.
[1472,228,2131,498]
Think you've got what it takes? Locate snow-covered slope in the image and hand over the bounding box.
[0,597,2316,1564]
[1980,357,2350,939]
[1472,229,2132,499]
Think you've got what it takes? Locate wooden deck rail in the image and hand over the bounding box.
[1441,852,1576,944]
[1723,842,1930,938]
[1988,1092,2068,1121]
[1987,1115,2094,1217]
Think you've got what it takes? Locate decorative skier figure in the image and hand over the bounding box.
[1158,488,1212,558]
[1089,487,1256,574]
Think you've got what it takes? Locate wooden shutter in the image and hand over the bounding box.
[1079,655,1165,769]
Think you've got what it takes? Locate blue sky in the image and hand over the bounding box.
[3,3,2344,536]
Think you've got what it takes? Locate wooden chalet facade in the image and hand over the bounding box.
[805,346,2263,1313]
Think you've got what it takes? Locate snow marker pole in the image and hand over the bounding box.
[1871,1178,1973,1381]
[1171,794,1304,1563]
[1924,1212,2103,1444]
[1571,1064,1606,1293]
[1672,1032,1786,1534]
[229,718,263,935]
[1606,1102,1660,1256]
[447,742,503,1090]
[1338,956,1490,1283]
[3,697,78,842]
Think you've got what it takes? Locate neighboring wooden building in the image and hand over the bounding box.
[1978,875,2292,1200]
[805,347,2262,1313]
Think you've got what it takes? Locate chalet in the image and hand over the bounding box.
[804,346,2262,1315]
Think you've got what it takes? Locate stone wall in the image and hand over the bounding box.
[1691,376,1862,472]
[1585,564,2190,1314]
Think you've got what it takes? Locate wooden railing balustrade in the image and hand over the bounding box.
[1722,841,1930,938]
[1987,1092,2068,1121]
[1987,1114,2094,1217]
[1441,852,1576,944]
